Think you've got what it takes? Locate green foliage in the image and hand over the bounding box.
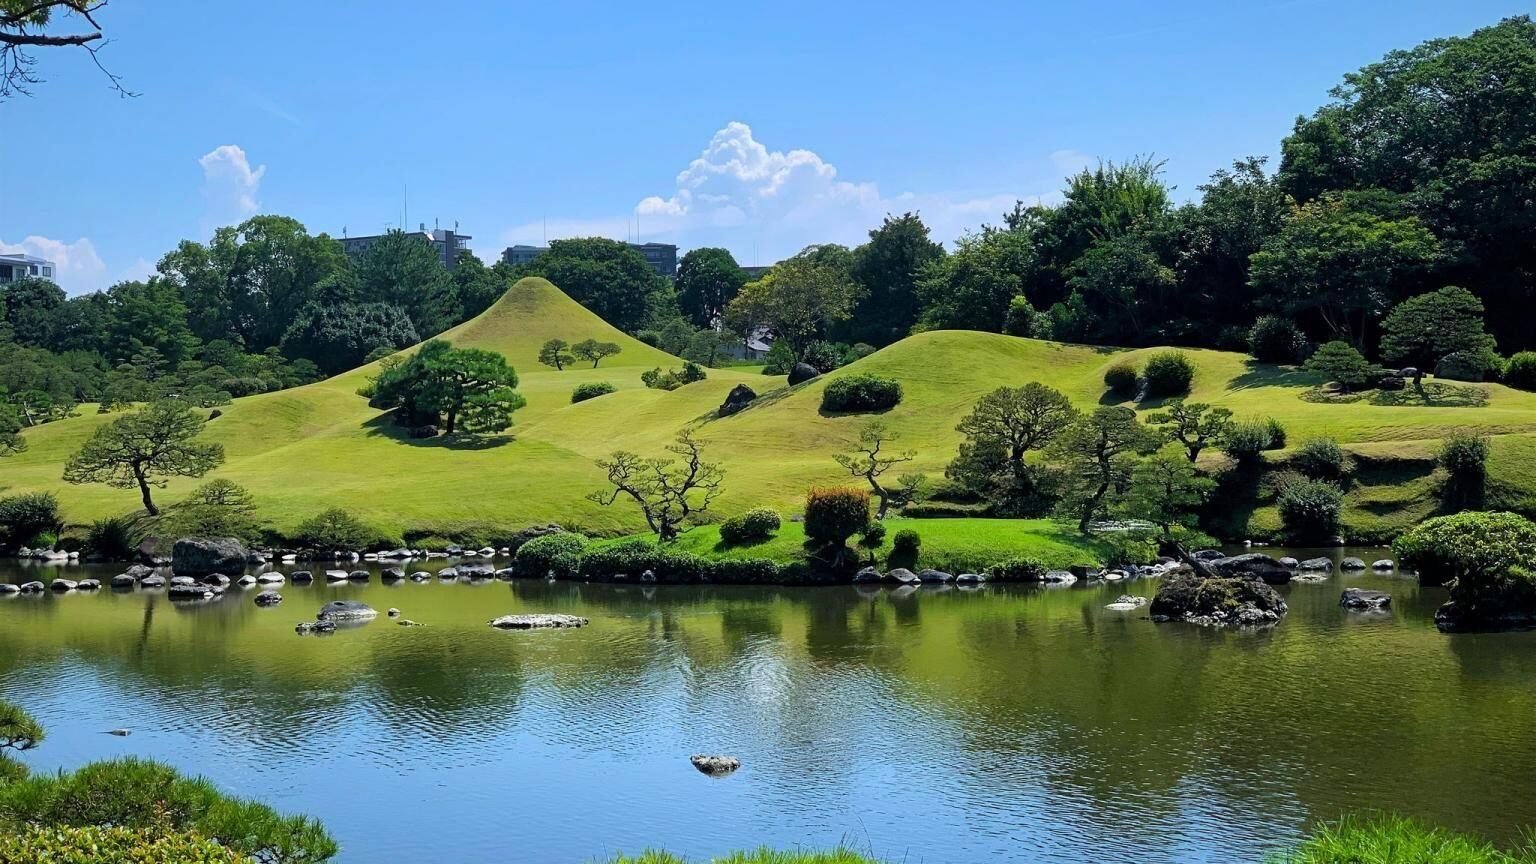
[1293,437,1355,482]
[1142,351,1194,397]
[1103,362,1138,396]
[821,374,903,413]
[514,532,589,578]
[517,237,669,332]
[1222,420,1275,465]
[571,338,622,368]
[293,508,385,552]
[1097,529,1162,565]
[892,528,921,555]
[723,255,859,359]
[589,431,724,542]
[1148,400,1233,462]
[1436,349,1501,383]
[847,212,947,345]
[1438,433,1490,513]
[915,227,1032,333]
[538,338,573,371]
[803,486,871,548]
[85,514,143,560]
[1380,286,1497,371]
[761,340,795,375]
[156,479,262,543]
[0,757,336,864]
[1051,406,1158,531]
[62,401,224,516]
[675,247,747,328]
[800,340,845,374]
[1394,511,1536,598]
[1124,449,1216,536]
[843,343,877,364]
[0,492,60,549]
[1264,417,1288,450]
[579,540,781,584]
[641,362,708,391]
[719,508,781,545]
[1247,315,1305,364]
[280,302,419,376]
[0,822,250,863]
[1275,814,1536,864]
[1274,472,1345,542]
[369,339,525,435]
[0,699,44,757]
[1505,352,1536,391]
[355,230,460,337]
[1305,341,1377,391]
[571,381,616,403]
[987,557,1047,582]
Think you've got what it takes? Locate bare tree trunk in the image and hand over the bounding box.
[135,466,158,516]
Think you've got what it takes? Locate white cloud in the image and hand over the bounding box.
[199,144,266,227]
[496,122,1061,266]
[0,235,106,294]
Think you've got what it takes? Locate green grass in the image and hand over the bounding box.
[1273,815,1536,864]
[599,517,1111,571]
[8,276,1536,546]
[599,849,881,864]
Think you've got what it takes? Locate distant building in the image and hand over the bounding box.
[339,224,472,270]
[0,252,56,283]
[740,265,774,281]
[502,241,679,278]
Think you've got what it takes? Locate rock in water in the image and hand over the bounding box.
[886,568,921,585]
[918,569,955,583]
[295,621,338,635]
[171,537,248,577]
[107,729,131,737]
[1106,595,1149,611]
[1298,557,1334,572]
[1150,571,1288,626]
[316,600,378,621]
[1371,559,1395,571]
[488,614,588,630]
[254,591,283,607]
[690,755,741,776]
[717,384,757,417]
[1340,557,1368,571]
[1340,588,1391,611]
[1210,553,1292,585]
[787,362,819,385]
[852,567,881,583]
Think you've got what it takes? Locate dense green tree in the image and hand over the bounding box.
[1305,341,1377,392]
[571,338,622,368]
[1063,220,1178,344]
[279,302,419,376]
[1051,406,1158,532]
[367,339,524,435]
[1249,192,1441,347]
[1125,448,1216,538]
[950,383,1077,516]
[451,250,506,319]
[538,338,572,371]
[847,212,945,345]
[1147,400,1233,463]
[1174,157,1290,330]
[0,276,66,348]
[833,422,918,519]
[356,230,459,338]
[675,247,746,328]
[103,278,201,364]
[1379,286,1497,380]
[588,430,724,542]
[62,401,225,515]
[723,254,858,359]
[915,226,1033,332]
[517,237,667,332]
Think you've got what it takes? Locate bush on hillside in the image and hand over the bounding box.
[1264,417,1288,450]
[1221,420,1273,464]
[0,823,249,864]
[571,381,616,403]
[1438,433,1489,512]
[987,557,1047,582]
[0,756,336,864]
[892,528,921,555]
[719,508,781,545]
[1393,511,1536,592]
[1306,341,1377,391]
[803,487,871,548]
[843,343,877,365]
[1293,438,1354,482]
[762,341,795,375]
[641,362,708,391]
[820,375,903,413]
[1504,351,1536,391]
[1103,362,1139,396]
[1143,351,1194,397]
[0,492,61,549]
[292,508,389,552]
[1274,473,1344,543]
[1434,348,1500,383]
[514,532,588,578]
[85,515,143,560]
[1247,315,1305,364]
[158,479,262,543]
[801,341,845,374]
[578,540,725,583]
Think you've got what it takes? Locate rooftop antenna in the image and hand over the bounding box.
[543,214,547,245]
[342,225,347,238]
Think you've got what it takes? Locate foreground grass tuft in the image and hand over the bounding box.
[1275,815,1536,864]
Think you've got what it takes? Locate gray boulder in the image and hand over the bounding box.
[289,570,314,583]
[295,620,337,635]
[787,362,820,385]
[169,584,215,600]
[852,567,881,583]
[1150,571,1288,626]
[1298,557,1334,572]
[1372,559,1394,571]
[49,579,77,592]
[381,567,404,582]
[1210,553,1292,585]
[1106,595,1149,611]
[18,581,44,594]
[256,573,284,584]
[1340,588,1391,610]
[1340,557,1368,571]
[1042,570,1078,585]
[347,570,370,581]
[0,584,18,595]
[125,564,154,579]
[317,600,377,621]
[886,568,921,585]
[718,384,758,417]
[458,563,496,579]
[110,573,137,588]
[488,613,588,630]
[254,591,283,607]
[324,570,350,582]
[1193,549,1225,561]
[918,569,955,583]
[690,755,741,776]
[139,575,165,588]
[76,579,101,591]
[409,571,431,582]
[171,537,248,577]
[1279,557,1300,568]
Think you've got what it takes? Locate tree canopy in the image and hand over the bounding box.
[61,400,225,515]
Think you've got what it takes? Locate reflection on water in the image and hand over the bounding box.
[2,547,1534,863]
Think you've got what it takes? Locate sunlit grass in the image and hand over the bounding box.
[1273,815,1536,864]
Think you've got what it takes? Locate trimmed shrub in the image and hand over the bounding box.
[1394,511,1536,592]
[892,529,921,555]
[1143,351,1194,397]
[1438,433,1489,512]
[987,557,1047,582]
[820,374,903,413]
[1221,420,1273,464]
[858,520,887,550]
[719,508,781,545]
[1306,341,1377,391]
[843,343,877,364]
[1263,417,1288,450]
[1274,474,1344,543]
[1103,362,1139,396]
[0,492,61,549]
[1247,315,1304,364]
[803,487,872,547]
[1293,437,1354,482]
[578,540,712,583]
[571,381,616,403]
[709,558,782,584]
[85,515,143,560]
[292,508,389,552]
[641,363,708,391]
[1503,351,1536,391]
[801,341,845,374]
[0,823,248,863]
[514,532,588,578]
[1435,349,1499,383]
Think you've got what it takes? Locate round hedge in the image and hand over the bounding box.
[571,381,616,403]
[820,374,903,413]
[1103,362,1138,396]
[514,532,588,578]
[1143,351,1194,397]
[719,508,781,545]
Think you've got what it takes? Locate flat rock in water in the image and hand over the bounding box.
[1340,557,1368,571]
[317,600,377,621]
[1106,595,1149,611]
[488,614,588,630]
[49,579,77,592]
[1292,572,1330,583]
[254,591,283,607]
[295,620,338,635]
[1372,559,1395,571]
[690,754,741,776]
[918,569,955,583]
[289,571,314,583]
[1279,557,1300,568]
[0,584,19,595]
[18,581,44,594]
[886,568,920,585]
[1042,570,1078,585]
[1340,588,1392,611]
[139,575,165,588]
[1298,557,1334,572]
[324,570,349,582]
[1210,553,1291,585]
[852,566,881,583]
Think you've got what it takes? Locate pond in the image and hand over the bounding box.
[2,548,1535,863]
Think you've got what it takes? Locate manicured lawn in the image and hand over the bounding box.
[598,517,1110,572]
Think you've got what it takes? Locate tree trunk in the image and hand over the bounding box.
[135,466,158,516]
[444,402,459,434]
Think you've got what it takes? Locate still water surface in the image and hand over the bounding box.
[2,549,1534,863]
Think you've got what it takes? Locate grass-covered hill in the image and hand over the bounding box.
[7,277,1536,543]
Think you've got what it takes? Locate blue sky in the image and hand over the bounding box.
[0,0,1521,294]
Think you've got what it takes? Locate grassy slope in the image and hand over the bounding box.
[7,277,1536,541]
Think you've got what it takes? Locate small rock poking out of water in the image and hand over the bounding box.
[295,621,338,635]
[253,591,283,607]
[317,600,377,621]
[397,619,423,627]
[388,608,400,617]
[488,614,588,630]
[106,729,131,737]
[690,755,741,777]
[1372,559,1395,571]
[1105,595,1149,611]
[1340,588,1392,611]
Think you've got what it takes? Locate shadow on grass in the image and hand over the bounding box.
[1299,382,1489,408]
[361,414,513,450]
[1227,360,1317,393]
[694,381,794,425]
